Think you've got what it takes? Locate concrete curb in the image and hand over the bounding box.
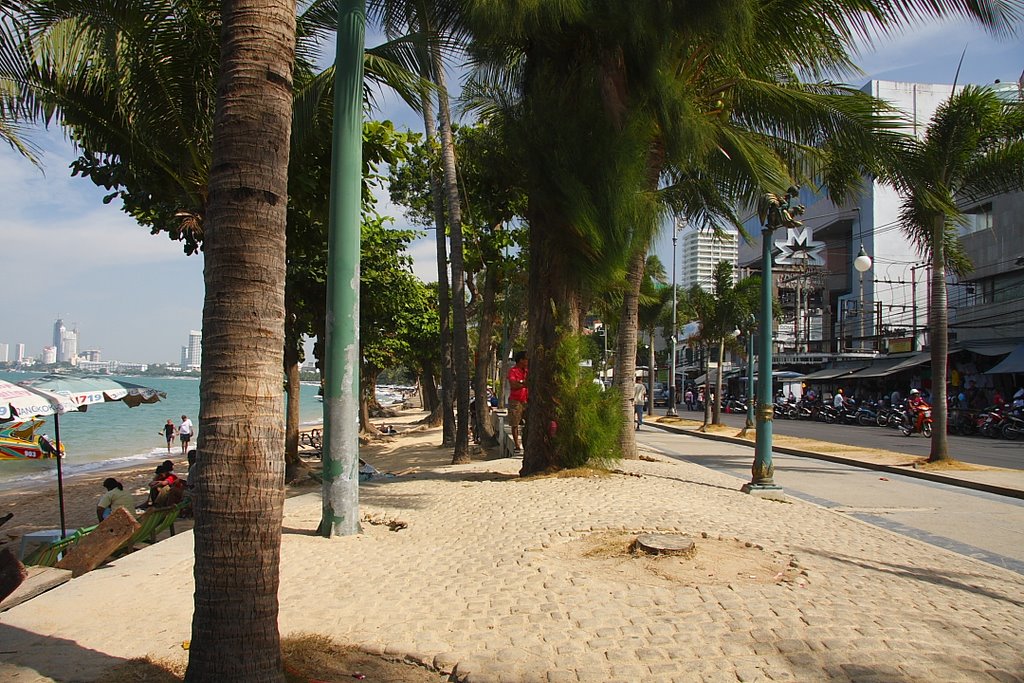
[651,420,1024,501]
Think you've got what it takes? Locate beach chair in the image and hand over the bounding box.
[116,503,185,553]
[22,525,98,567]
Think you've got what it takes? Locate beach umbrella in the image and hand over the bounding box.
[0,379,79,422]
[0,379,83,536]
[19,375,166,411]
[16,375,168,537]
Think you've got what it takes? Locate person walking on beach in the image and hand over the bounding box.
[97,478,135,522]
[160,419,175,453]
[507,351,528,453]
[632,376,648,430]
[178,415,193,455]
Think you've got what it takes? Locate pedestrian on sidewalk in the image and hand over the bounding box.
[507,352,528,452]
[633,376,647,430]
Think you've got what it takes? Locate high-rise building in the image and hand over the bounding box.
[187,330,202,370]
[0,343,7,363]
[181,346,189,368]
[42,345,57,364]
[60,329,78,363]
[52,318,65,353]
[680,226,739,292]
[15,343,25,363]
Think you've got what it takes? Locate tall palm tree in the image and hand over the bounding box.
[460,0,1018,474]
[183,0,295,678]
[892,84,1024,462]
[373,0,470,452]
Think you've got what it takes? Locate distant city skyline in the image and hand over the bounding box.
[0,19,1019,362]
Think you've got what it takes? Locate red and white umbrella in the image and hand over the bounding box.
[0,379,79,422]
[6,376,166,538]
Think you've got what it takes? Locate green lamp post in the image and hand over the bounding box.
[742,187,802,498]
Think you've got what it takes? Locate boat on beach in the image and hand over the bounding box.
[0,420,64,460]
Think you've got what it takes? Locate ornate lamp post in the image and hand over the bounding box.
[854,245,872,349]
[667,217,681,416]
[742,187,803,498]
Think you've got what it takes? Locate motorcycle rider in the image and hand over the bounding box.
[906,388,929,432]
[833,388,846,410]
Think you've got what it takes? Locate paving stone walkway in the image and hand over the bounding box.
[1,441,1022,682]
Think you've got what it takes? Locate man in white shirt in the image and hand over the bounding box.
[833,389,845,409]
[179,415,194,455]
[632,377,648,430]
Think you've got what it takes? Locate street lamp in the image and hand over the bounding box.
[743,187,802,498]
[667,217,681,416]
[854,245,872,350]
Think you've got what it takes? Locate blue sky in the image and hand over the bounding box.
[0,18,1020,364]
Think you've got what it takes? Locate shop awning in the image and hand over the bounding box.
[849,354,919,379]
[986,344,1024,374]
[885,352,931,374]
[801,363,870,381]
[962,342,1020,356]
[693,369,741,385]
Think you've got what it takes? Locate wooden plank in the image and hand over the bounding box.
[0,566,71,612]
[55,508,140,578]
[0,547,27,601]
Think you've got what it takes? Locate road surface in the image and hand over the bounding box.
[639,426,1024,576]
[662,407,1024,470]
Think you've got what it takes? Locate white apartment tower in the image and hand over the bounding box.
[15,343,25,363]
[60,329,78,363]
[680,226,739,292]
[186,330,202,370]
[0,343,8,363]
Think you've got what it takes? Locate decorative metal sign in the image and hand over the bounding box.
[774,227,826,266]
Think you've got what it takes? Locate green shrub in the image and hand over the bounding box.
[551,330,623,469]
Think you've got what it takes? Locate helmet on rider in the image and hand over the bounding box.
[909,388,920,395]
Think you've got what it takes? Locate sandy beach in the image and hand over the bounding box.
[0,410,441,562]
[2,406,1024,681]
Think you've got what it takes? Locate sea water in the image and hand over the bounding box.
[0,371,326,490]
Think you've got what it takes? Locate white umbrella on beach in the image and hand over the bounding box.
[14,376,168,538]
[0,379,78,422]
[0,379,82,537]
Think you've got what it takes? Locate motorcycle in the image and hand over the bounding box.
[1000,410,1024,440]
[835,398,861,425]
[855,401,879,426]
[976,405,1007,438]
[901,404,933,437]
[773,398,796,419]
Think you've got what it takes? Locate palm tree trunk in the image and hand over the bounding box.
[713,338,725,424]
[521,208,581,475]
[702,346,712,429]
[186,0,293,678]
[420,358,442,424]
[615,249,645,460]
[475,263,499,446]
[416,17,455,447]
[929,215,950,461]
[432,51,471,465]
[283,339,307,483]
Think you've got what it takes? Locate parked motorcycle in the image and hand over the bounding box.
[976,405,1007,438]
[855,401,879,426]
[773,398,796,419]
[1000,411,1024,440]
